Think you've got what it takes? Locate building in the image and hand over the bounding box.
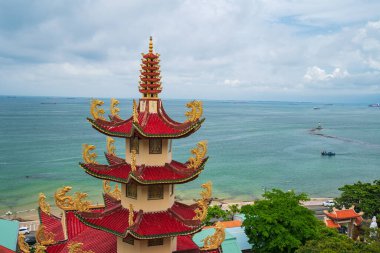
[324,206,364,238]
[0,219,19,253]
[18,37,224,253]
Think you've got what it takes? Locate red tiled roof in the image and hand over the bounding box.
[324,208,362,220]
[38,208,65,242]
[75,202,202,239]
[324,218,341,228]
[0,245,15,253]
[354,216,363,226]
[175,235,200,253]
[80,154,207,185]
[88,100,204,139]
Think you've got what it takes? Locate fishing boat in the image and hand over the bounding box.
[321,151,335,156]
[369,103,380,107]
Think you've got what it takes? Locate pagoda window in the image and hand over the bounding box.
[126,182,137,199]
[170,184,174,196]
[168,139,172,153]
[130,137,139,154]
[148,238,164,247]
[148,185,164,200]
[123,236,134,245]
[149,139,162,154]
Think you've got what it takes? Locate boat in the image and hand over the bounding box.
[369,103,380,107]
[313,107,320,110]
[321,151,335,156]
[316,122,323,130]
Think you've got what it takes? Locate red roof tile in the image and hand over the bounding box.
[38,208,65,242]
[325,218,341,228]
[324,209,362,220]
[76,202,202,239]
[175,235,200,253]
[0,245,15,253]
[80,154,207,184]
[88,100,204,139]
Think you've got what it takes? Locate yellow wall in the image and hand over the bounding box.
[125,139,172,166]
[121,184,175,212]
[117,236,176,253]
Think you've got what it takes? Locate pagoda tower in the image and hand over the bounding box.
[25,37,225,253]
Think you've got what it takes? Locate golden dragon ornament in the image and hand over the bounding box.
[90,99,105,120]
[110,98,120,117]
[54,186,92,211]
[106,137,116,155]
[36,224,55,245]
[68,242,94,253]
[39,193,51,215]
[82,144,97,164]
[201,221,226,250]
[187,141,207,169]
[185,100,203,122]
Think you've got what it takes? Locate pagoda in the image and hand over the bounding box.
[18,37,225,253]
[324,205,364,238]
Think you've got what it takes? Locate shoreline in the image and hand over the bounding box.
[1,197,333,224]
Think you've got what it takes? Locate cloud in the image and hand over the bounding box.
[0,0,380,101]
[304,66,348,82]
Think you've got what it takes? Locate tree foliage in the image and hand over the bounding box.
[242,189,320,253]
[296,227,380,253]
[204,205,229,226]
[335,180,380,219]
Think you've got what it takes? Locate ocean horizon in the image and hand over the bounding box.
[1,95,379,215]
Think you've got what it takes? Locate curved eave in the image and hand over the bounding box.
[75,212,202,240]
[87,117,205,139]
[79,157,208,185]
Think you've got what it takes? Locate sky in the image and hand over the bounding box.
[0,0,380,102]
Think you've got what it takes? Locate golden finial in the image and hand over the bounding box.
[36,224,55,246]
[132,100,138,123]
[201,221,226,250]
[187,141,207,169]
[149,36,153,53]
[82,144,97,164]
[68,242,94,253]
[54,186,91,211]
[106,137,116,155]
[35,245,47,253]
[39,193,51,215]
[18,234,30,253]
[185,100,203,122]
[112,184,121,200]
[129,204,135,226]
[131,150,137,172]
[90,99,105,120]
[110,98,120,117]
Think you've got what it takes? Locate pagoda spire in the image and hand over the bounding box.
[139,36,162,98]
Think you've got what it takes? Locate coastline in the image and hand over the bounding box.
[1,197,333,225]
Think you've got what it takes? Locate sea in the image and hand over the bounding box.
[0,96,379,215]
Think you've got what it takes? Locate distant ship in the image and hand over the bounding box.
[321,151,335,156]
[369,103,380,107]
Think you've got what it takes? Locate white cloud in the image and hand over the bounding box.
[223,79,241,87]
[304,66,348,82]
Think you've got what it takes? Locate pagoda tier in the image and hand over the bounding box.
[75,201,202,239]
[139,36,162,97]
[80,153,208,184]
[88,99,204,139]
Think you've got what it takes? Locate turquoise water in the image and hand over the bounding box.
[0,96,379,213]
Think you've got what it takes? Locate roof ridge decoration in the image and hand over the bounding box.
[54,186,92,212]
[106,137,116,155]
[34,245,47,253]
[90,99,105,120]
[133,99,138,123]
[193,182,212,221]
[102,180,121,200]
[39,192,51,215]
[68,242,94,253]
[36,224,55,246]
[18,234,30,253]
[188,141,208,169]
[110,98,120,118]
[129,204,135,226]
[131,150,137,172]
[185,100,203,122]
[201,221,225,250]
[82,144,97,164]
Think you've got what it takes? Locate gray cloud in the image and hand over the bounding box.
[0,0,380,102]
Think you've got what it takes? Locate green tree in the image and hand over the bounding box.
[296,227,380,253]
[204,205,229,226]
[335,180,380,219]
[242,189,320,253]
